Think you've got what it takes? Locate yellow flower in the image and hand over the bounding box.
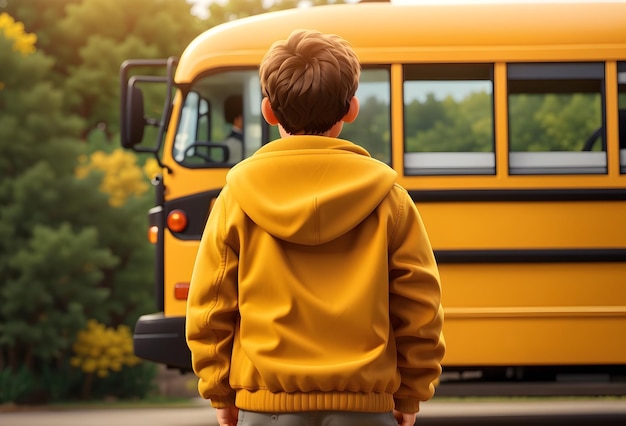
[75,149,151,207]
[0,13,36,55]
[82,359,97,374]
[72,320,143,375]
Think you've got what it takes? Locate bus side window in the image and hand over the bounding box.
[340,67,391,165]
[508,62,606,175]
[402,63,495,175]
[618,62,626,174]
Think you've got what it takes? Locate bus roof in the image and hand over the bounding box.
[176,1,626,82]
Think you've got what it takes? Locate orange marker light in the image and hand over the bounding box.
[167,209,188,233]
[148,226,159,244]
[174,282,190,300]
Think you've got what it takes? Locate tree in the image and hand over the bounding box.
[55,0,205,139]
[1,222,115,368]
[405,92,493,153]
[510,93,601,152]
[200,0,351,27]
[341,96,390,162]
[2,1,80,51]
[0,13,118,401]
[4,0,206,329]
[6,0,205,139]
[0,8,158,402]
[71,320,141,398]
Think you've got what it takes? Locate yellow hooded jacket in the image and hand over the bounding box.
[186,136,445,414]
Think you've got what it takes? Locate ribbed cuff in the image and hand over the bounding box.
[235,389,394,412]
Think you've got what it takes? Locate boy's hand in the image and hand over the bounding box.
[393,409,417,426]
[216,406,239,426]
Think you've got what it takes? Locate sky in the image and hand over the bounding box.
[187,0,218,19]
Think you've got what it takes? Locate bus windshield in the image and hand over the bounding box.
[173,69,263,167]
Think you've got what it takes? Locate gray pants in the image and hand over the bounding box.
[237,410,398,426]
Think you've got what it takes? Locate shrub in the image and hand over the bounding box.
[71,319,149,399]
[0,366,35,404]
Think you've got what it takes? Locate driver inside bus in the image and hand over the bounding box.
[222,94,244,164]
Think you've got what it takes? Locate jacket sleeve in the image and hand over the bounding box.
[186,192,239,408]
[388,188,445,413]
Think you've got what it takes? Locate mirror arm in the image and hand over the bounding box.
[145,117,161,127]
[154,152,173,175]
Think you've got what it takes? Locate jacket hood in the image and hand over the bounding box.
[226,136,397,245]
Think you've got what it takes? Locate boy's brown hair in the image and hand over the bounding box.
[259,29,361,135]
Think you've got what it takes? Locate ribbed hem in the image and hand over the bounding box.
[235,389,394,412]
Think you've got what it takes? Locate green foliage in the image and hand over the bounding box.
[1,222,114,361]
[0,357,155,404]
[510,94,602,152]
[90,362,158,400]
[6,0,205,138]
[200,0,351,26]
[405,92,494,153]
[2,0,81,51]
[0,366,36,404]
[0,5,160,402]
[37,362,84,403]
[55,0,204,137]
[0,33,83,177]
[401,90,601,154]
[341,95,391,162]
[202,0,272,25]
[0,15,105,379]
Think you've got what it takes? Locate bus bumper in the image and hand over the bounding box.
[133,312,192,372]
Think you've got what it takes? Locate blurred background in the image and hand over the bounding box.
[0,0,351,405]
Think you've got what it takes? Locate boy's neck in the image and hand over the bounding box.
[278,122,343,139]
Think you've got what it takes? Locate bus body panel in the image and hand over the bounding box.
[417,200,626,249]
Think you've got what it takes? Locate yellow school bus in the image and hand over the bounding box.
[121,1,626,381]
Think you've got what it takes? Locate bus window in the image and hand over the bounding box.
[268,68,391,163]
[173,70,262,167]
[617,62,626,173]
[341,67,391,164]
[403,63,494,175]
[173,92,208,163]
[508,63,606,175]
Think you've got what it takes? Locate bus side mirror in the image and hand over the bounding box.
[122,85,146,149]
[119,57,177,173]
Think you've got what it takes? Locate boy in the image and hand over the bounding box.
[186,29,445,426]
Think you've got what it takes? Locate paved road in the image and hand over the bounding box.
[2,399,626,426]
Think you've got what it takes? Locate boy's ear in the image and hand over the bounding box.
[261,97,279,125]
[342,97,360,123]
